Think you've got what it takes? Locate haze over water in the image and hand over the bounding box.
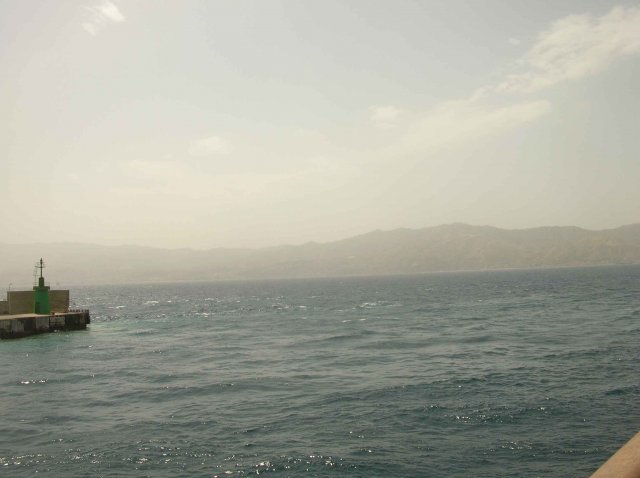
[2,266,639,477]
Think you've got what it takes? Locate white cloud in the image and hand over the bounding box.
[188,136,233,156]
[98,1,125,22]
[370,105,404,128]
[401,97,551,153]
[115,156,357,206]
[82,1,125,36]
[380,5,640,157]
[498,5,640,93]
[117,159,226,199]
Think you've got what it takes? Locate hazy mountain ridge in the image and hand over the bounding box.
[1,223,640,285]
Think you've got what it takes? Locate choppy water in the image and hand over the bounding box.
[1,266,639,477]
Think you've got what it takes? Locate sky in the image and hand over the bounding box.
[1,0,639,249]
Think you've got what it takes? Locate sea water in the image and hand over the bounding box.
[1,266,639,477]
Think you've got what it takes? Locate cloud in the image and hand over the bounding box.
[498,5,640,93]
[401,97,551,154]
[82,1,125,36]
[115,156,357,206]
[188,136,233,156]
[375,5,640,157]
[370,105,404,128]
[117,159,225,199]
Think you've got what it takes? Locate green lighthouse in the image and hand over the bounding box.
[33,258,51,314]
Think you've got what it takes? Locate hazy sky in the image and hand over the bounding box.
[1,1,639,249]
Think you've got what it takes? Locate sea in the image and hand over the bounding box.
[1,265,639,477]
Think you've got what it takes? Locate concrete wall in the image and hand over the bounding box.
[8,291,34,314]
[0,316,47,334]
[6,290,70,314]
[50,290,70,313]
[1,311,89,338]
[0,319,12,334]
[0,300,8,314]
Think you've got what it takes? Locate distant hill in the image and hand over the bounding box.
[1,223,640,285]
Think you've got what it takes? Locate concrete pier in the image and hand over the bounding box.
[0,310,90,339]
[0,259,91,339]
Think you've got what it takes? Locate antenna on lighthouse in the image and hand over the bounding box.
[33,258,45,286]
[33,258,50,314]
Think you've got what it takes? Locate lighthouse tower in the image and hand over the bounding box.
[33,258,51,314]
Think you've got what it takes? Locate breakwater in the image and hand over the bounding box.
[0,310,90,339]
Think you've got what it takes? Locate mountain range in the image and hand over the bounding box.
[1,223,640,286]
